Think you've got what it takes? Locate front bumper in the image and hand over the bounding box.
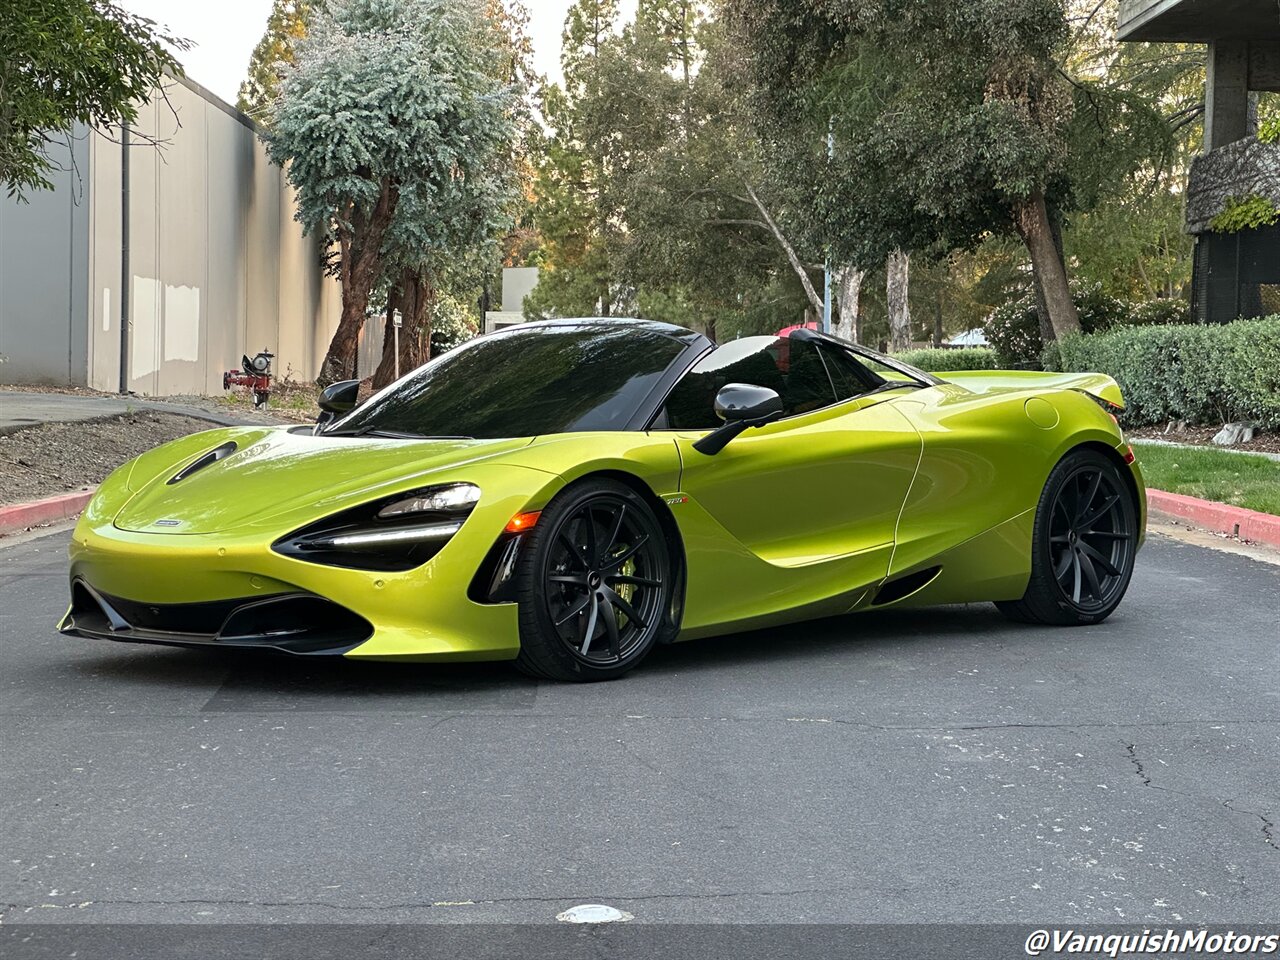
[62,499,540,663]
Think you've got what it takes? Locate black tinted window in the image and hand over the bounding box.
[820,345,884,400]
[663,336,840,430]
[328,324,688,439]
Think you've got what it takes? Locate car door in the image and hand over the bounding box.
[659,335,922,634]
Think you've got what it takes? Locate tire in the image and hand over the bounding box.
[997,447,1139,626]
[514,479,674,682]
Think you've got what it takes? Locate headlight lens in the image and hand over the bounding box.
[273,483,481,571]
[376,483,480,518]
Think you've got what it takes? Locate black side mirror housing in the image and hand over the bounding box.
[316,379,361,430]
[693,383,784,456]
[318,379,361,415]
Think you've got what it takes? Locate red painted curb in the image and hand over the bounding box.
[0,488,95,537]
[1148,488,1280,547]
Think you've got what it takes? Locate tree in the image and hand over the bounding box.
[266,0,520,385]
[0,0,186,199]
[727,0,1091,339]
[236,0,316,122]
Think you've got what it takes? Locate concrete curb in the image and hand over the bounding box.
[0,488,95,538]
[1148,489,1280,547]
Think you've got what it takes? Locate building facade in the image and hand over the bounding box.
[1119,0,1280,323]
[0,76,340,393]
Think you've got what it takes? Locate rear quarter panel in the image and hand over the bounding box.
[886,384,1129,603]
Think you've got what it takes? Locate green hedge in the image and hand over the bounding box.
[893,347,999,371]
[1050,316,1280,429]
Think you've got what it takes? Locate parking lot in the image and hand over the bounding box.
[1,528,1277,927]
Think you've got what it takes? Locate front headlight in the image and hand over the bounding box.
[273,483,481,571]
[376,483,480,518]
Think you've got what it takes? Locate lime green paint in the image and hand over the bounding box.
[65,370,1146,661]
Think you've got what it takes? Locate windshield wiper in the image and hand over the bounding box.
[328,426,474,440]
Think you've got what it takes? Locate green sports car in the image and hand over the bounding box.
[61,319,1146,681]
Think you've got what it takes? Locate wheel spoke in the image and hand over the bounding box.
[582,508,597,568]
[549,574,588,587]
[602,504,626,564]
[610,573,661,588]
[558,529,590,569]
[554,593,591,627]
[604,586,647,629]
[1071,551,1083,603]
[1084,529,1130,541]
[600,596,621,657]
[603,533,650,570]
[1053,548,1073,581]
[1076,471,1102,523]
[1078,494,1119,530]
[579,595,599,655]
[1078,549,1102,600]
[1078,540,1121,577]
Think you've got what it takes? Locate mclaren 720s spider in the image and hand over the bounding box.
[61,319,1145,681]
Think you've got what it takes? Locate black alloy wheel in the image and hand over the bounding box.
[998,448,1139,626]
[515,479,673,681]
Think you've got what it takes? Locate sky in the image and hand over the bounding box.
[118,0,636,108]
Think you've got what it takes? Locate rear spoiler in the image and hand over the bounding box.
[937,370,1126,409]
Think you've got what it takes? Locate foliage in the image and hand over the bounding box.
[266,0,520,382]
[985,281,1129,367]
[429,292,480,354]
[1258,115,1280,145]
[525,0,815,337]
[1128,442,1280,515]
[0,0,187,199]
[1055,316,1280,429]
[237,1,316,122]
[1126,297,1190,326]
[892,348,999,372]
[1209,194,1280,234]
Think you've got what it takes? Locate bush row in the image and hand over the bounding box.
[893,347,999,371]
[1046,316,1280,430]
[984,283,1191,367]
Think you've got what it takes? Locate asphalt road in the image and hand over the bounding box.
[1,529,1277,930]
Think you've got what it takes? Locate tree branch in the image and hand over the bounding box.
[743,182,824,318]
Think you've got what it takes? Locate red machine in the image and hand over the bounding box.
[222,350,274,409]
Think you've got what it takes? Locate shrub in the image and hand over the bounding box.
[893,347,999,372]
[1127,298,1191,327]
[1055,316,1280,429]
[1209,194,1280,233]
[983,281,1127,367]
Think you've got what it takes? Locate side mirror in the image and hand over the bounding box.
[318,379,360,415]
[693,383,784,456]
[316,379,361,430]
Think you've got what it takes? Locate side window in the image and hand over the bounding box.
[819,346,885,400]
[662,336,840,429]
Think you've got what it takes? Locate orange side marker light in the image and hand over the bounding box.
[505,511,541,533]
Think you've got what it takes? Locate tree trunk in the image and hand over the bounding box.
[744,182,824,318]
[933,294,943,347]
[317,182,400,386]
[373,268,433,389]
[887,250,911,352]
[1015,189,1080,340]
[833,266,863,343]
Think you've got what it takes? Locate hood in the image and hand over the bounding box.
[113,427,535,534]
[938,370,1125,408]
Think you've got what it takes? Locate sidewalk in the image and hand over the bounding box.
[0,389,275,434]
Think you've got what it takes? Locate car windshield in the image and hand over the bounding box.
[325,323,691,439]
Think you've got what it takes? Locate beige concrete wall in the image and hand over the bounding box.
[3,75,341,394]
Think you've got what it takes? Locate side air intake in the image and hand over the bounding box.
[872,566,942,606]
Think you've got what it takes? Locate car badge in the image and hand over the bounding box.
[154,519,182,527]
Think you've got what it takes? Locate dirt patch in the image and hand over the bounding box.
[0,412,220,506]
[1127,423,1280,456]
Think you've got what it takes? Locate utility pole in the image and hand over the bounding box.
[118,122,130,394]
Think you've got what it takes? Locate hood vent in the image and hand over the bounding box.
[167,441,237,485]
